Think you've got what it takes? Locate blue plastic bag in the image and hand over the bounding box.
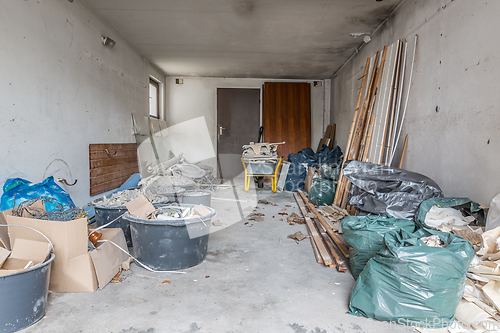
[0,176,75,212]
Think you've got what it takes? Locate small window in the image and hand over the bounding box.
[149,78,160,118]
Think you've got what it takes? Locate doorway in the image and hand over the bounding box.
[217,88,261,180]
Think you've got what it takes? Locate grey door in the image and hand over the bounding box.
[217,88,260,180]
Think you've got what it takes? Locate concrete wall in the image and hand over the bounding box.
[331,0,500,205]
[165,77,328,170]
[0,0,165,206]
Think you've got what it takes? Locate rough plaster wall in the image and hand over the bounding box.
[0,0,164,206]
[331,0,500,205]
[165,77,326,170]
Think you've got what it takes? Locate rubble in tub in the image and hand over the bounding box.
[96,189,165,207]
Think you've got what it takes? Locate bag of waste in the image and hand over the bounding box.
[348,228,475,328]
[342,215,415,280]
[308,178,335,206]
[285,146,343,192]
[342,160,442,219]
[416,197,484,230]
[0,176,75,212]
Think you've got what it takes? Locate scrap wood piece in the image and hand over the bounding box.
[287,231,307,243]
[297,190,349,259]
[293,193,331,265]
[287,212,305,224]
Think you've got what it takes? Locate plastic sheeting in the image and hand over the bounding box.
[342,215,415,280]
[348,228,475,328]
[0,176,75,212]
[342,160,442,219]
[284,145,343,192]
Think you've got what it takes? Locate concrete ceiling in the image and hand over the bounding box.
[83,0,403,79]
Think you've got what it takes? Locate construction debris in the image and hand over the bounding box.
[293,192,347,272]
[287,231,307,243]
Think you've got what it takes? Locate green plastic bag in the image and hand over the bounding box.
[342,215,415,280]
[308,178,335,206]
[416,197,483,229]
[348,228,474,328]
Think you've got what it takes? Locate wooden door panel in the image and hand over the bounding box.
[263,82,311,159]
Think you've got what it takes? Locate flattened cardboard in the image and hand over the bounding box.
[126,194,155,218]
[1,210,129,292]
[90,228,129,289]
[0,246,10,267]
[10,238,51,264]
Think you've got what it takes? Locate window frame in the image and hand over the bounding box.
[149,77,160,119]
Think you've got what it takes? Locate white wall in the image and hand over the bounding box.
[331,0,500,205]
[165,77,326,170]
[0,0,165,206]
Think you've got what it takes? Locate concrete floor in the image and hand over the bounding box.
[22,181,415,333]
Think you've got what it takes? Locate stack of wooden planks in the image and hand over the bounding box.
[334,36,418,211]
[294,190,348,272]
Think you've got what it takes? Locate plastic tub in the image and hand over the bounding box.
[93,199,172,247]
[124,204,216,270]
[0,253,55,333]
[246,162,278,175]
[182,190,212,207]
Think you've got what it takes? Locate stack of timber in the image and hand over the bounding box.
[334,35,418,211]
[294,190,348,272]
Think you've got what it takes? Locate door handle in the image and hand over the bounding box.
[219,126,226,136]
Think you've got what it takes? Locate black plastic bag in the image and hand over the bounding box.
[342,161,442,219]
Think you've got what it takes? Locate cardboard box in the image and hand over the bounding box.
[0,210,129,292]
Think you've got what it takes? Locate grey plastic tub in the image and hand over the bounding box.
[144,187,185,203]
[124,204,216,270]
[93,198,172,247]
[182,190,212,207]
[0,253,55,333]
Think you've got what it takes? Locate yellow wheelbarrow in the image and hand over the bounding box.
[241,157,282,192]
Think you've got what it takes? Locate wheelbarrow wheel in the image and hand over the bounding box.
[257,177,264,188]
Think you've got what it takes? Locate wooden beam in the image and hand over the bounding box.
[293,193,332,266]
[298,190,350,259]
[398,134,409,169]
[333,57,371,207]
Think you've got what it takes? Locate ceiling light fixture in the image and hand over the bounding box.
[102,36,116,48]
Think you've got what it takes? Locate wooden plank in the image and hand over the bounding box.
[90,166,139,187]
[293,193,332,266]
[89,143,139,195]
[328,124,336,150]
[311,219,336,268]
[333,57,371,207]
[89,143,136,151]
[398,134,409,169]
[90,149,137,160]
[90,162,139,178]
[90,175,132,196]
[314,219,347,272]
[349,51,380,161]
[298,190,350,259]
[90,155,138,169]
[361,114,376,162]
